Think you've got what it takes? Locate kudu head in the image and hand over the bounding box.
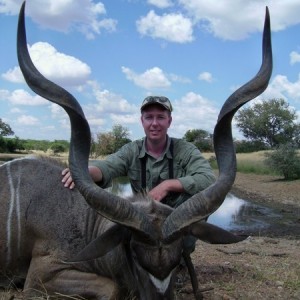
[17,1,272,298]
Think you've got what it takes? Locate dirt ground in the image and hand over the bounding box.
[1,166,299,299]
[178,172,300,300]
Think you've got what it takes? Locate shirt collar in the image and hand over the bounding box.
[138,135,173,159]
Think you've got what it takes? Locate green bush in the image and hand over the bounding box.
[235,140,267,153]
[0,137,25,153]
[264,144,300,180]
[50,142,68,154]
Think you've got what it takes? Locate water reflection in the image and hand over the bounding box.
[106,177,279,232]
[208,194,246,229]
[207,194,278,231]
[106,177,132,197]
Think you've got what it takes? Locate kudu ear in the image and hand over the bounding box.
[68,225,128,262]
[189,221,247,244]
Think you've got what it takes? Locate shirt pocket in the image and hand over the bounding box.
[159,163,185,181]
[159,169,169,181]
[173,163,186,179]
[128,168,145,192]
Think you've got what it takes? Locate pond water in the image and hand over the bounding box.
[207,193,280,231]
[106,177,281,233]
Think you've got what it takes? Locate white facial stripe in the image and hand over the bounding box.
[149,270,174,294]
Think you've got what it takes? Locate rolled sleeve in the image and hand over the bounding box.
[89,159,114,188]
[89,143,134,188]
[175,145,215,195]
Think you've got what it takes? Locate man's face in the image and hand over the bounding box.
[141,104,172,142]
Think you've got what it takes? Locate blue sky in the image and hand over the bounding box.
[1,0,300,142]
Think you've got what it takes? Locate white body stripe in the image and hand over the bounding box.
[6,163,14,266]
[5,162,22,267]
[16,164,21,253]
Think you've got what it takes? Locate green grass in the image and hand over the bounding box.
[203,151,279,176]
[236,160,278,175]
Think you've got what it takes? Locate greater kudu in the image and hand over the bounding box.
[0,2,272,299]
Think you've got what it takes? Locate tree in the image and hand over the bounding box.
[94,132,115,156]
[235,98,299,148]
[111,124,131,152]
[0,119,14,137]
[234,140,267,153]
[94,124,131,156]
[183,129,213,152]
[0,119,14,152]
[50,142,68,154]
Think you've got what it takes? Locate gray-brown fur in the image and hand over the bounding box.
[0,2,272,299]
[0,156,182,299]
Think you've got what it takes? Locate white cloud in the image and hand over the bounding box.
[49,103,67,119]
[272,74,300,101]
[169,73,191,84]
[28,42,91,86]
[110,113,139,125]
[122,66,171,90]
[0,0,117,39]
[10,107,23,113]
[17,114,39,125]
[147,0,173,9]
[0,0,20,14]
[290,51,300,65]
[257,73,300,104]
[8,89,47,106]
[136,10,194,43]
[169,92,218,137]
[0,89,10,100]
[3,42,91,87]
[88,118,105,127]
[77,84,140,137]
[2,67,23,83]
[58,118,71,131]
[48,103,71,132]
[178,0,300,40]
[92,88,136,114]
[198,71,213,83]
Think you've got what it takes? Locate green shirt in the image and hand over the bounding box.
[90,136,215,207]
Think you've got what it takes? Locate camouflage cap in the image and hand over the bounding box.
[140,96,173,112]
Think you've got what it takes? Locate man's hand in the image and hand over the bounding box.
[62,168,75,189]
[62,166,103,190]
[148,182,168,201]
[149,179,184,202]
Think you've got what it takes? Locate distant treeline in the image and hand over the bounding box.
[0,136,69,154]
[1,135,270,155]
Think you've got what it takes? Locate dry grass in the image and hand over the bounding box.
[203,150,276,175]
[203,150,268,162]
[191,237,300,300]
